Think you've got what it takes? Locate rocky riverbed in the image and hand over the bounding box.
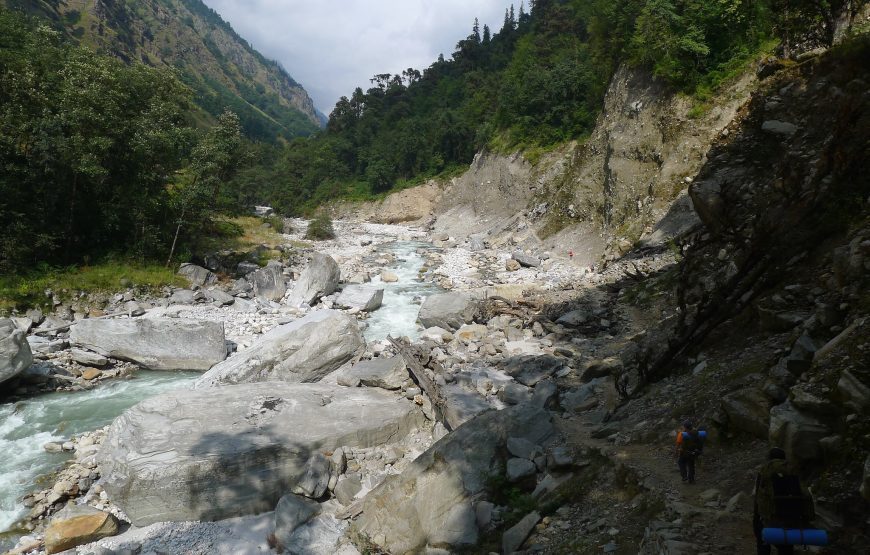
[4,193,866,555]
[1,211,660,552]
[2,215,630,555]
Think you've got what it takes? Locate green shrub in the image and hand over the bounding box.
[262,215,286,233]
[304,214,336,240]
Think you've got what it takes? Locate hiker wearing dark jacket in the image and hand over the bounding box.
[753,447,815,555]
[675,421,701,484]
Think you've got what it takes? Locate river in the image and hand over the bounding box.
[362,241,442,342]
[0,372,200,547]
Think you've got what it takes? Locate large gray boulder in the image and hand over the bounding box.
[70,318,226,371]
[442,384,492,428]
[274,494,321,551]
[504,355,563,387]
[0,318,32,384]
[338,356,407,390]
[177,263,216,286]
[353,405,555,554]
[194,310,364,388]
[287,253,340,307]
[511,251,541,268]
[769,401,830,461]
[721,388,771,439]
[561,387,598,414]
[838,369,870,414]
[503,511,541,554]
[417,293,478,331]
[335,285,383,312]
[98,382,424,526]
[252,262,287,301]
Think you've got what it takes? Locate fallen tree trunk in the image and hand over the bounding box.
[387,335,452,432]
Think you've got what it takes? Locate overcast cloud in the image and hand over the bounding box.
[202,0,515,115]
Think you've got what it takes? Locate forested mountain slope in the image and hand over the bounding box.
[2,0,320,141]
[228,0,867,214]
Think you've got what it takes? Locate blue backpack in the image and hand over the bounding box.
[680,429,706,456]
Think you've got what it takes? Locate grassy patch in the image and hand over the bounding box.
[522,141,566,166]
[0,261,185,313]
[262,214,286,233]
[485,473,538,523]
[686,38,779,119]
[196,216,287,254]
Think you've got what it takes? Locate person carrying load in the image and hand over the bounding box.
[753,447,828,554]
[675,421,704,484]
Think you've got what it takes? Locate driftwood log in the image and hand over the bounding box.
[387,335,452,432]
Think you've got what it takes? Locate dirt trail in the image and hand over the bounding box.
[554,413,766,554]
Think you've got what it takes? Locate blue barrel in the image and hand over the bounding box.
[762,528,829,546]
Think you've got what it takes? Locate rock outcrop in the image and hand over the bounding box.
[721,388,771,439]
[194,310,364,388]
[337,356,408,390]
[353,405,555,553]
[287,253,340,307]
[70,318,226,371]
[769,401,830,461]
[1,317,32,384]
[98,382,424,525]
[274,494,321,551]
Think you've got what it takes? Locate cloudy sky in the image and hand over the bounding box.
[202,0,515,115]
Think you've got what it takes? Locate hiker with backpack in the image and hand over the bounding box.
[675,421,703,484]
[753,447,821,554]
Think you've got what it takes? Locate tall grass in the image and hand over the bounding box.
[0,262,185,312]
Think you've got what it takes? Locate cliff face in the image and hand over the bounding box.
[629,36,870,552]
[355,59,755,267]
[4,0,320,140]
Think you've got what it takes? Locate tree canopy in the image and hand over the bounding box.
[0,8,243,271]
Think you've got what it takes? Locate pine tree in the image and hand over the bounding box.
[519,2,530,27]
[482,24,491,44]
[473,17,481,43]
